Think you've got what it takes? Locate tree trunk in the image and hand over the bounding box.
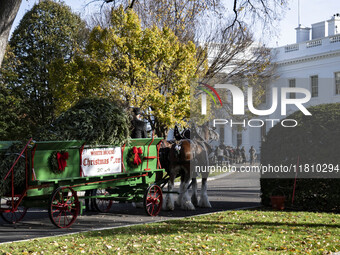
[0,0,22,68]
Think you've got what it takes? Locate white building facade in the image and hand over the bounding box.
[218,15,340,156]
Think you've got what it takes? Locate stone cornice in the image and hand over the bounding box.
[275,49,340,66]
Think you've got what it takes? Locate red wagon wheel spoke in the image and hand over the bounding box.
[0,197,28,224]
[151,204,155,215]
[58,214,62,226]
[64,211,68,226]
[144,185,163,216]
[92,189,113,213]
[65,197,71,204]
[48,187,79,228]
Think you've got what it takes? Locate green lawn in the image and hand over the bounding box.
[1,209,339,254]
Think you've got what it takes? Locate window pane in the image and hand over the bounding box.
[237,133,242,147]
[289,79,296,99]
[311,75,318,97]
[219,127,225,143]
[335,72,340,95]
[261,122,267,142]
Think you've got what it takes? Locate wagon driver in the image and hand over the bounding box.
[131,107,147,138]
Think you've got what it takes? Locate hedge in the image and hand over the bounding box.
[260,103,340,212]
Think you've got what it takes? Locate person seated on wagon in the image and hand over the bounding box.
[131,107,147,138]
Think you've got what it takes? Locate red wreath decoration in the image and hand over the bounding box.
[132,146,143,165]
[57,152,69,171]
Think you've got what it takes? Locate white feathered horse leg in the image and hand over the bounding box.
[175,165,195,211]
[176,180,184,207]
[163,177,175,211]
[179,179,195,210]
[191,170,198,207]
[197,142,212,208]
[198,176,211,208]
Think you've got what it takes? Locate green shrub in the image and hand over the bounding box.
[260,103,340,212]
[0,142,26,197]
[37,97,130,145]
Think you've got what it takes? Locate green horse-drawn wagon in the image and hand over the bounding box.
[0,137,164,228]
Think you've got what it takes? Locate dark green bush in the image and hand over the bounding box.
[0,142,26,197]
[260,103,340,212]
[37,97,130,145]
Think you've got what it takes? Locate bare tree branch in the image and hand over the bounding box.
[126,0,137,10]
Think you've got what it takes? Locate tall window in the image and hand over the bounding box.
[335,72,340,95]
[261,122,267,142]
[261,84,267,104]
[311,75,318,97]
[219,127,225,144]
[289,79,296,99]
[237,132,242,147]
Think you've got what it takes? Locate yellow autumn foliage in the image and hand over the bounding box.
[52,6,203,136]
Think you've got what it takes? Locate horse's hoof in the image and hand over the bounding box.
[181,201,195,211]
[175,199,181,207]
[166,201,175,211]
[198,199,212,208]
[162,195,175,211]
[191,196,198,207]
[162,203,175,211]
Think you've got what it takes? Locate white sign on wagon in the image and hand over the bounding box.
[81,147,122,176]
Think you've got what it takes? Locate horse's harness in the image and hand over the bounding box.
[173,139,210,166]
[172,125,214,164]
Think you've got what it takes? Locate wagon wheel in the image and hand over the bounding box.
[92,189,113,213]
[48,186,80,228]
[144,185,163,216]
[0,196,28,224]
